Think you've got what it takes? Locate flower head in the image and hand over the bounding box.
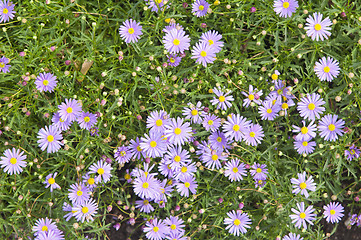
[88,160,113,183]
[202,114,221,132]
[323,202,344,223]
[68,183,90,205]
[129,137,146,160]
[224,159,247,182]
[44,172,61,192]
[258,100,281,120]
[224,210,252,236]
[167,54,182,67]
[182,102,205,124]
[0,148,27,175]
[58,98,82,122]
[72,198,98,223]
[135,199,154,213]
[242,85,263,107]
[37,125,64,153]
[294,139,316,155]
[210,87,234,110]
[35,229,64,240]
[35,73,57,92]
[32,217,60,236]
[318,114,345,141]
[133,174,161,200]
[289,202,316,229]
[192,0,210,17]
[273,0,298,18]
[292,120,317,141]
[144,218,169,240]
[77,111,97,130]
[304,12,332,41]
[164,216,185,236]
[345,145,360,161]
[0,56,11,73]
[51,112,72,131]
[250,163,268,180]
[175,175,198,197]
[200,30,223,53]
[114,145,132,164]
[164,117,192,146]
[147,110,170,134]
[163,28,190,54]
[243,123,264,146]
[0,0,16,23]
[191,41,217,67]
[314,56,340,82]
[119,19,143,43]
[140,132,168,158]
[291,172,316,198]
[146,0,167,12]
[297,93,325,121]
[223,114,251,141]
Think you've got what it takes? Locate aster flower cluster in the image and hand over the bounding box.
[32,217,64,240]
[144,216,187,240]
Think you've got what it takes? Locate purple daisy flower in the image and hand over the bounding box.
[250,163,268,180]
[200,30,224,53]
[89,127,99,136]
[164,117,192,146]
[318,114,345,141]
[63,202,74,222]
[345,145,360,161]
[209,130,230,150]
[210,87,234,110]
[294,140,316,155]
[147,110,170,134]
[0,56,11,73]
[304,12,332,41]
[82,173,97,191]
[140,132,168,158]
[35,73,57,92]
[223,114,251,142]
[191,41,217,67]
[32,217,60,236]
[72,198,98,223]
[224,210,252,236]
[202,114,221,132]
[58,98,82,122]
[175,175,198,197]
[224,159,247,182]
[202,148,227,170]
[146,0,166,12]
[114,145,132,164]
[173,162,197,180]
[0,0,15,23]
[135,198,154,213]
[283,233,303,240]
[129,137,146,160]
[133,174,161,200]
[164,145,191,171]
[258,100,281,121]
[255,179,267,188]
[280,99,295,115]
[68,183,90,205]
[167,54,182,67]
[77,111,97,130]
[192,0,209,17]
[273,0,298,18]
[88,160,113,183]
[163,28,190,54]
[291,171,316,198]
[158,159,174,178]
[314,56,340,82]
[37,125,64,153]
[323,202,344,223]
[164,216,185,236]
[163,23,183,33]
[289,202,316,229]
[51,112,71,131]
[43,172,61,192]
[35,229,64,240]
[119,19,143,44]
[182,101,205,124]
[144,218,169,240]
[292,120,317,141]
[0,148,27,175]
[242,85,263,107]
[297,93,325,121]
[243,123,264,146]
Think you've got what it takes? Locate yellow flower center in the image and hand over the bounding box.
[233,219,241,226]
[208,120,214,125]
[155,0,162,3]
[258,180,263,185]
[302,141,308,147]
[137,146,142,152]
[283,2,290,8]
[248,94,255,100]
[174,155,181,162]
[328,124,336,131]
[233,124,240,132]
[170,58,175,63]
[181,166,187,173]
[88,178,95,185]
[41,226,48,232]
[76,190,83,196]
[212,154,218,161]
[282,103,288,109]
[191,109,198,116]
[82,206,89,214]
[350,149,355,155]
[174,127,182,135]
[272,99,277,105]
[66,107,73,113]
[0,62,4,68]
[232,167,238,173]
[200,51,207,57]
[59,118,64,122]
[48,178,55,184]
[314,23,322,31]
[277,89,283,95]
[301,127,308,134]
[330,209,336,215]
[10,157,17,165]
[324,66,330,73]
[199,5,204,10]
[299,212,306,219]
[256,168,262,173]
[47,135,54,142]
[128,28,134,34]
[299,182,307,189]
[97,168,105,175]
[43,80,49,86]
[219,96,226,102]
[308,103,316,110]
[3,8,9,14]
[153,226,159,232]
[167,164,171,169]
[171,224,177,230]
[184,182,190,188]
[216,137,222,142]
[271,73,278,80]
[124,174,131,180]
[150,141,157,148]
[119,151,126,157]
[156,119,163,126]
[142,182,149,189]
[143,200,149,205]
[173,39,180,46]
[249,132,255,138]
[208,39,214,45]
[84,116,90,122]
[266,109,272,114]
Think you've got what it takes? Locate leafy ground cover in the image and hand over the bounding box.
[1,0,361,239]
